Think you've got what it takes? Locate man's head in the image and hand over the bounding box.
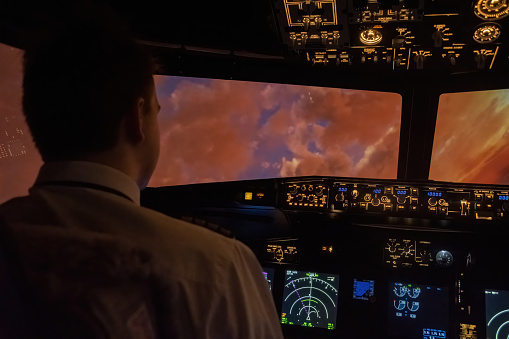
[22,8,160,188]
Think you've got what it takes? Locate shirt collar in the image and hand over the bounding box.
[34,161,141,205]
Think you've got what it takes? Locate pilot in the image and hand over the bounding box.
[0,6,282,339]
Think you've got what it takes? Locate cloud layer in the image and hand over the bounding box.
[149,76,402,186]
[430,90,509,184]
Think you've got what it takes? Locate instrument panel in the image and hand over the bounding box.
[274,0,509,72]
[280,177,509,222]
[141,175,509,339]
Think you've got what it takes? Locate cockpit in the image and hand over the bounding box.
[1,1,509,338]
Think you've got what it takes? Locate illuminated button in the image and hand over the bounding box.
[384,187,393,194]
[429,206,437,214]
[486,194,494,202]
[410,205,418,212]
[245,192,253,200]
[351,202,359,208]
[360,202,368,210]
[486,203,493,210]
[384,204,393,212]
[410,197,418,205]
[411,188,419,196]
[475,203,482,210]
[397,204,406,212]
[475,193,483,201]
[439,207,448,214]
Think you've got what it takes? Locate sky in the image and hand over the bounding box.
[0,41,428,204]
[149,75,402,187]
[430,89,509,184]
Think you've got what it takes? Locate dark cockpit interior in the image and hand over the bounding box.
[1,1,509,338]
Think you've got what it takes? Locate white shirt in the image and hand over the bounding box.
[0,161,283,339]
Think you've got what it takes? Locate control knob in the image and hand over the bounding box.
[447,54,456,66]
[352,190,359,198]
[303,17,310,30]
[336,192,345,202]
[315,17,322,29]
[397,196,406,204]
[316,186,324,196]
[414,54,426,70]
[475,54,486,69]
[372,197,381,207]
[432,30,444,48]
[428,197,438,206]
[436,250,453,268]
[392,35,406,48]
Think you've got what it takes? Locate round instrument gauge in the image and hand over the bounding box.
[436,250,453,268]
[282,271,339,329]
[393,285,408,297]
[473,23,502,44]
[474,0,509,20]
[360,29,383,45]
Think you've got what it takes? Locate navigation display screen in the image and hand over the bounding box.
[262,267,275,291]
[486,289,509,339]
[353,279,375,301]
[388,282,448,338]
[281,270,339,330]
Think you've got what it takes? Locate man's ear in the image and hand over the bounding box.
[124,97,146,144]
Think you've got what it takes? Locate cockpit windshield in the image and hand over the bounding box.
[429,89,509,185]
[149,75,402,187]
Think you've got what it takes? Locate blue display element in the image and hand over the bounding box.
[397,190,408,195]
[373,189,382,194]
[338,187,348,192]
[499,195,509,201]
[427,191,442,197]
[423,328,446,339]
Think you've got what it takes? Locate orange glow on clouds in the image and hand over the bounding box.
[148,76,402,187]
[430,90,509,185]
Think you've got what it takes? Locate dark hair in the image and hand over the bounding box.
[22,7,156,161]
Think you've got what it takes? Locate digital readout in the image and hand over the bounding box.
[499,195,509,201]
[373,189,382,194]
[338,187,348,192]
[396,190,408,195]
[427,192,442,197]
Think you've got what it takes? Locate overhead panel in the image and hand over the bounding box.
[273,0,509,72]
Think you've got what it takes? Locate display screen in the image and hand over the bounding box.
[486,289,509,339]
[427,191,443,197]
[498,195,509,201]
[262,267,275,291]
[396,189,408,195]
[281,270,339,330]
[388,282,448,338]
[353,279,375,301]
[430,89,509,185]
